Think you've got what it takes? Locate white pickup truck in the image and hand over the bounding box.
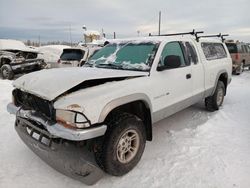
[7,31,232,185]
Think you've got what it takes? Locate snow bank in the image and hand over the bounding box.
[38,45,70,52]
[1,72,250,188]
[37,45,70,68]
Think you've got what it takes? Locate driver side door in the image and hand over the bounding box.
[150,41,193,123]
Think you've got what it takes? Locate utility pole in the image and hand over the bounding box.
[38,35,40,47]
[69,24,72,46]
[102,28,106,38]
[158,11,161,35]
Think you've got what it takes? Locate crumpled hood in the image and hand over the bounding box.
[13,67,148,101]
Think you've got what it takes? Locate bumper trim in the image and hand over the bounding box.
[47,123,107,141]
[11,61,42,70]
[7,103,107,141]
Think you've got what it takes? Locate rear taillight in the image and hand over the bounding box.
[57,59,61,64]
[235,53,240,60]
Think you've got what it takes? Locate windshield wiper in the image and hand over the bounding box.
[83,61,94,67]
[95,63,123,69]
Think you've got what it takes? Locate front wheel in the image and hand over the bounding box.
[94,112,146,176]
[1,64,14,79]
[205,81,225,112]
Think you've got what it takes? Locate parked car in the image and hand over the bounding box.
[225,41,250,74]
[58,46,100,68]
[7,32,232,185]
[0,39,45,79]
[37,45,71,68]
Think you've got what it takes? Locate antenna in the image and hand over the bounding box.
[69,24,72,47]
[158,11,161,36]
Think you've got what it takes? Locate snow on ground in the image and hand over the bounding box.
[1,72,250,188]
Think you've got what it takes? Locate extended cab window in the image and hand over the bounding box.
[201,43,227,60]
[159,42,186,67]
[184,42,198,64]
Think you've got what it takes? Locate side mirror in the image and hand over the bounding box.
[157,55,181,71]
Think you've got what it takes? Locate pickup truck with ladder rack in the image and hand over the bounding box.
[7,30,232,185]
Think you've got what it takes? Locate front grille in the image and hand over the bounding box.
[13,89,55,120]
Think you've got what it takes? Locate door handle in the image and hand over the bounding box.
[186,73,192,79]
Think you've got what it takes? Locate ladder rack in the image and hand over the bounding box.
[149,29,204,42]
[198,33,229,42]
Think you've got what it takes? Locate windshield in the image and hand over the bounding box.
[86,41,159,71]
[60,49,85,61]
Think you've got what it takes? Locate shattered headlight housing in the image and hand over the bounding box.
[56,109,90,129]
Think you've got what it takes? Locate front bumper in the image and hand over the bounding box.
[11,59,45,73]
[7,103,106,184]
[15,116,104,185]
[7,103,107,141]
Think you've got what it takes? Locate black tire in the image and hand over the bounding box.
[1,64,14,80]
[236,62,243,75]
[205,81,225,112]
[94,112,146,176]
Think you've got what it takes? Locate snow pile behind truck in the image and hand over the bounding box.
[37,45,71,68]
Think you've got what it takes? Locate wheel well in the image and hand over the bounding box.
[0,58,11,67]
[218,73,228,95]
[105,100,152,141]
[241,59,245,67]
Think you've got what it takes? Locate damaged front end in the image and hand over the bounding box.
[14,116,104,185]
[0,50,46,73]
[7,67,149,184]
[7,89,107,185]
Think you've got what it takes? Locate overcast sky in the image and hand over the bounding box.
[0,0,250,43]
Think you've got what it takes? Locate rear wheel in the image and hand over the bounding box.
[1,64,14,80]
[205,81,225,112]
[236,62,244,75]
[94,112,146,176]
